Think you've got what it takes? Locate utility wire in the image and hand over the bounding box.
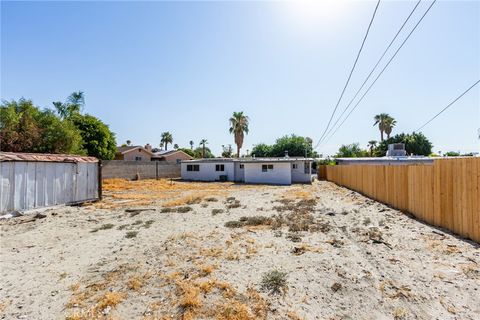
[319,0,437,148]
[314,0,381,149]
[415,79,480,132]
[319,0,422,144]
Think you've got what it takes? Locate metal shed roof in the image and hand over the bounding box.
[0,152,99,163]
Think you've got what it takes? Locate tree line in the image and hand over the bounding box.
[0,92,117,159]
[335,113,435,158]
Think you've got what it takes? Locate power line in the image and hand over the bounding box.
[415,79,480,132]
[314,0,381,149]
[319,0,422,144]
[318,0,437,148]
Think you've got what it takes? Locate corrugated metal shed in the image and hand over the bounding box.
[0,152,100,214]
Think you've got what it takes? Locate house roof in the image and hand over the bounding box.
[0,152,98,163]
[152,150,193,159]
[181,157,313,164]
[116,146,154,156]
[153,150,176,156]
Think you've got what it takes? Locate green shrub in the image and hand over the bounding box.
[260,270,288,295]
[212,209,224,215]
[225,221,244,228]
[125,231,138,239]
[90,223,115,233]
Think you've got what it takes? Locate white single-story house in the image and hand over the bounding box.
[181,157,314,185]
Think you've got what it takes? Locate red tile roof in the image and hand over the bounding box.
[0,152,99,163]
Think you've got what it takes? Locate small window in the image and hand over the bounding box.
[239,164,244,169]
[292,164,298,169]
[187,164,200,172]
[262,164,274,172]
[176,159,181,164]
[135,156,142,161]
[216,164,225,172]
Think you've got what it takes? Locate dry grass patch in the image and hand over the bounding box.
[197,264,215,277]
[127,271,152,291]
[392,307,408,319]
[163,195,203,207]
[95,291,126,310]
[379,280,412,300]
[200,247,224,258]
[99,179,232,209]
[215,301,255,320]
[291,244,323,255]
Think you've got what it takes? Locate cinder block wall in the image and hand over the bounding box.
[102,161,180,180]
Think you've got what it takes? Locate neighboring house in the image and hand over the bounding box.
[181,157,313,185]
[152,150,193,163]
[115,145,154,161]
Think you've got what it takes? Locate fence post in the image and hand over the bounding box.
[98,160,102,201]
[156,161,159,180]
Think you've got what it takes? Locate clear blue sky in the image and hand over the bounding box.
[1,0,479,156]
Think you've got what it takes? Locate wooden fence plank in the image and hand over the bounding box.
[324,158,479,242]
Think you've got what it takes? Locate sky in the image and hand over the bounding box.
[1,0,479,156]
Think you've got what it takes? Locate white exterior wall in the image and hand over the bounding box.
[234,162,245,182]
[0,161,99,213]
[291,160,312,183]
[181,162,234,181]
[243,162,291,185]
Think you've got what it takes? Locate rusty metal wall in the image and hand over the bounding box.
[0,161,99,213]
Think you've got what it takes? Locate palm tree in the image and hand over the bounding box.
[373,113,391,141]
[67,91,85,108]
[199,139,208,158]
[126,140,131,146]
[367,140,377,156]
[189,140,194,150]
[53,91,85,119]
[384,117,397,139]
[229,111,249,158]
[161,132,173,150]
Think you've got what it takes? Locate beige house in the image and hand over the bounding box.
[115,146,154,161]
[115,144,193,163]
[152,150,193,163]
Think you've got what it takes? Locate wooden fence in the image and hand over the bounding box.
[325,158,479,242]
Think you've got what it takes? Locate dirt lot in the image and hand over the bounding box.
[1,179,479,320]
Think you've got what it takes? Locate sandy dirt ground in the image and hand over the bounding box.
[0,179,479,320]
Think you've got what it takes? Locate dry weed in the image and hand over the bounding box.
[95,291,126,310]
[392,307,408,319]
[379,280,412,300]
[215,301,255,320]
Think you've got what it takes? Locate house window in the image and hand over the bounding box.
[135,156,142,161]
[262,164,274,172]
[239,164,244,169]
[216,164,225,171]
[176,159,182,164]
[292,163,298,169]
[187,164,200,172]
